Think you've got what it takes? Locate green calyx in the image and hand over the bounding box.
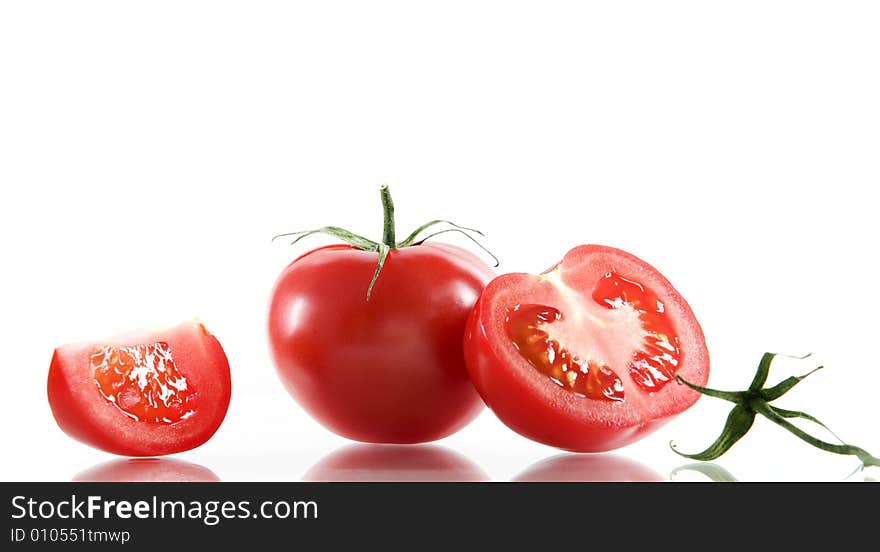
[272,185,498,300]
[671,353,880,469]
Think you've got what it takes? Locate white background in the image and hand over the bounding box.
[1,1,878,482]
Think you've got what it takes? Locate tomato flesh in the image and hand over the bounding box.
[91,342,194,424]
[505,270,684,403]
[506,304,625,401]
[593,271,683,393]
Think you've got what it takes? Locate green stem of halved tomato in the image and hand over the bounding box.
[272,185,498,300]
[671,353,880,469]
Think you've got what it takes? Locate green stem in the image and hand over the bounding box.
[380,184,396,248]
[274,184,497,300]
[753,401,880,468]
[674,353,880,468]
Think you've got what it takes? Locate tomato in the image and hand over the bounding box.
[47,320,231,456]
[268,186,494,443]
[304,444,488,481]
[269,242,492,443]
[464,244,709,452]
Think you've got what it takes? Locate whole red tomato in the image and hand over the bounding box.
[268,186,494,443]
[464,244,709,452]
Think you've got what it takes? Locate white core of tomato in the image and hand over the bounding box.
[538,268,650,402]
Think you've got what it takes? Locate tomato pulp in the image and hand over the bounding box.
[47,320,231,456]
[464,245,709,452]
[268,186,494,443]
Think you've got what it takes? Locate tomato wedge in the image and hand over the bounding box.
[47,320,231,456]
[464,245,709,452]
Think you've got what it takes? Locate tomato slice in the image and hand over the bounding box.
[464,245,709,452]
[47,321,231,456]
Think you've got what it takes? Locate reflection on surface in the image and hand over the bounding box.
[304,444,489,482]
[848,465,878,483]
[514,453,663,482]
[73,458,220,482]
[672,463,880,482]
[670,463,738,482]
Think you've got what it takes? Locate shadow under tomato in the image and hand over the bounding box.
[513,453,663,482]
[304,444,489,482]
[73,458,221,482]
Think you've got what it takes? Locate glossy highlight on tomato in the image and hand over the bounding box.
[464,245,709,452]
[47,321,231,456]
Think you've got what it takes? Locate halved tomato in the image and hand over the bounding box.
[464,245,709,452]
[47,320,231,456]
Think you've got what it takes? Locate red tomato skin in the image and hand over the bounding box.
[464,245,709,453]
[268,243,493,444]
[47,321,231,457]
